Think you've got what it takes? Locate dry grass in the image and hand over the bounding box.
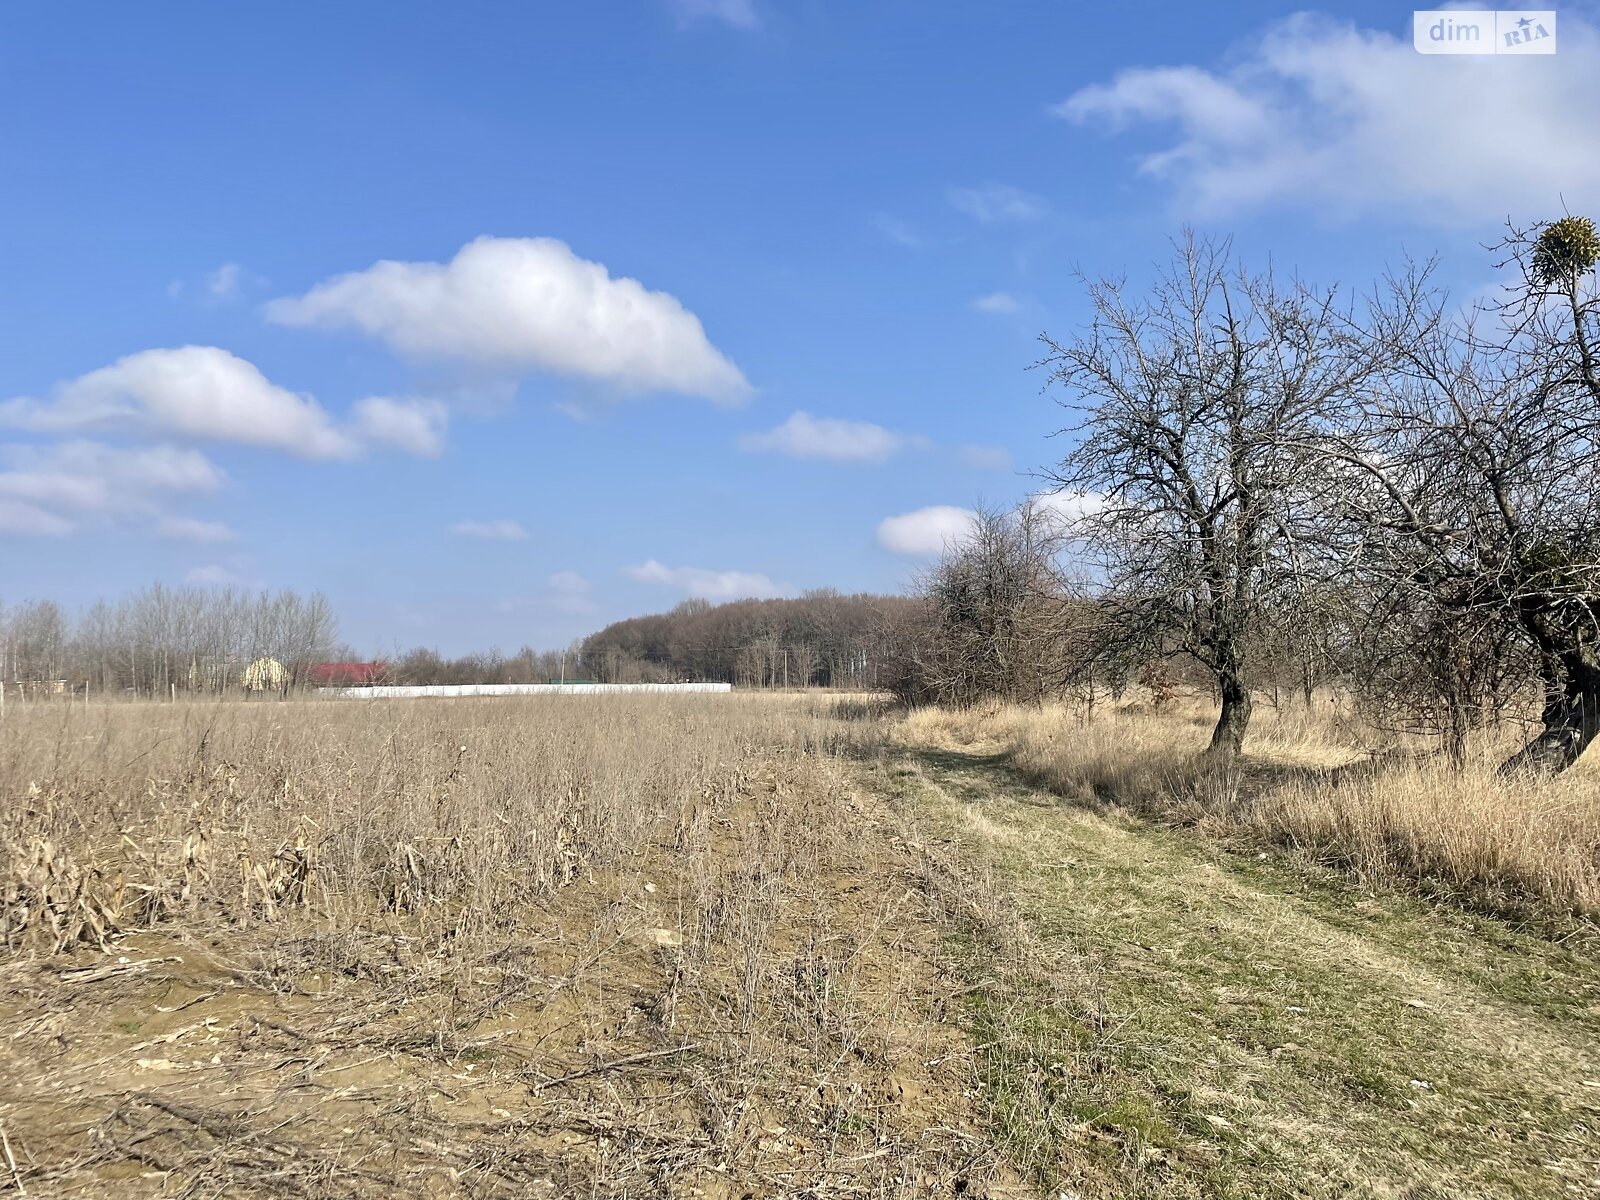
[892,695,1600,920]
[0,696,1027,1198]
[8,690,1597,1198]
[2,696,808,950]
[866,741,1600,1199]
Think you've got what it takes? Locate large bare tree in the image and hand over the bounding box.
[1041,233,1376,756]
[1317,217,1600,773]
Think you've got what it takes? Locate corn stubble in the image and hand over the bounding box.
[0,696,1024,1199]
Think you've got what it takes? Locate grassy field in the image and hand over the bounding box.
[2,693,1597,1197]
[864,708,1600,1198]
[894,698,1600,922]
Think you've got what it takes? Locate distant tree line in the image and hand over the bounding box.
[580,591,919,688]
[384,644,582,686]
[0,585,338,697]
[0,585,916,697]
[887,217,1600,775]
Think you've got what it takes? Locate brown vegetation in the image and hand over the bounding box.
[0,696,1024,1198]
[893,693,1600,921]
[3,690,1597,1198]
[581,592,915,688]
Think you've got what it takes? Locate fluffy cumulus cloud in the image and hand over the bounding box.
[265,237,751,404]
[0,346,448,539]
[875,492,1100,556]
[0,347,453,482]
[0,347,358,459]
[1055,12,1600,223]
[948,183,1048,224]
[0,441,225,537]
[626,559,793,601]
[739,411,910,463]
[1031,489,1104,531]
[876,505,979,556]
[451,519,528,541]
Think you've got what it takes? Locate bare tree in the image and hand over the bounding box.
[3,600,67,689]
[1041,233,1376,756]
[883,502,1081,707]
[1318,216,1600,773]
[0,584,339,698]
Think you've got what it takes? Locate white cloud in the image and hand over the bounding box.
[451,519,528,541]
[206,263,244,302]
[876,505,979,556]
[547,569,597,614]
[1,348,450,461]
[949,183,1048,224]
[0,441,227,540]
[971,291,1021,314]
[353,397,447,457]
[157,516,235,544]
[670,0,759,28]
[1030,489,1105,532]
[1055,12,1600,224]
[0,347,359,459]
[875,493,1103,557]
[265,236,751,404]
[626,559,793,600]
[0,499,73,537]
[959,444,1012,471]
[0,441,222,511]
[739,411,908,463]
[168,263,260,305]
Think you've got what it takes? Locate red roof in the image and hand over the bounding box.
[310,662,386,685]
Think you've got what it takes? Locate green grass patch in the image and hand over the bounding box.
[867,745,1600,1199]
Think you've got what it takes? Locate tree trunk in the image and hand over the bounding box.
[1498,651,1600,775]
[1208,670,1253,756]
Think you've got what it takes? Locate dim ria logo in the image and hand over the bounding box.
[1414,9,1556,53]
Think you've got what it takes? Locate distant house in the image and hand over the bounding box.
[242,657,288,694]
[310,662,387,687]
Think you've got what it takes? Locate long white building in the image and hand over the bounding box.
[319,682,733,699]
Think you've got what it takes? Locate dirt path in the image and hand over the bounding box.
[859,741,1600,1200]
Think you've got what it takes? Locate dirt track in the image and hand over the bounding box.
[867,737,1600,1198]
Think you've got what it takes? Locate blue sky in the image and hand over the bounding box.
[3,1,1597,654]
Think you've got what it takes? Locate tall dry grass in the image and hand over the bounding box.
[892,697,1600,920]
[0,694,1011,1196]
[1,694,838,950]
